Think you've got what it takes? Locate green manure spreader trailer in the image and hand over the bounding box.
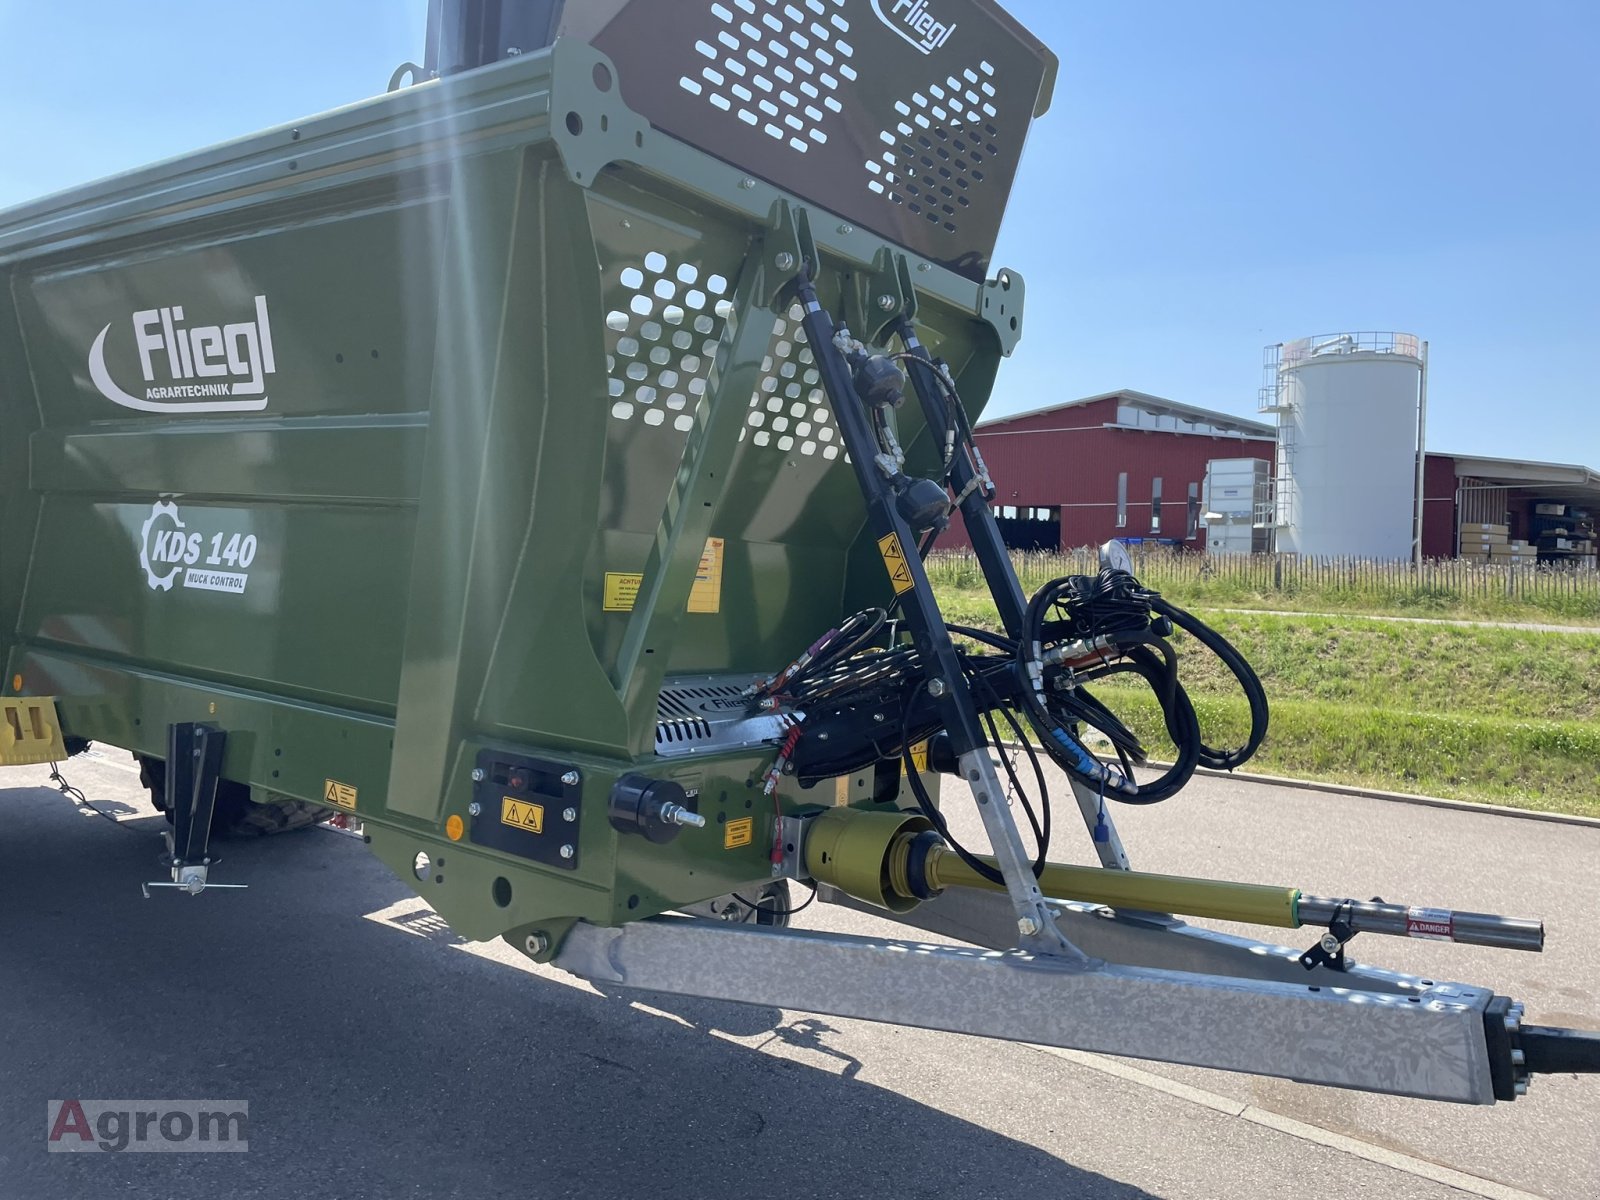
[1,0,1595,1105]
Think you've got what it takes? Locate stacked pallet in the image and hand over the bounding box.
[1459,523,1537,564]
[1529,504,1597,566]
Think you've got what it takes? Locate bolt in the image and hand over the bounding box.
[661,803,706,829]
[470,768,485,782]
[774,251,796,271]
[817,731,829,741]
[1319,932,1342,955]
[877,294,898,312]
[561,770,581,786]
[1514,1080,1529,1097]
[1511,1049,1526,1068]
[563,806,578,822]
[927,678,947,698]
[1017,917,1039,937]
[468,802,482,817]
[559,843,575,859]
[838,223,853,234]
[872,712,885,722]
[916,262,931,272]
[739,177,756,189]
[525,932,549,956]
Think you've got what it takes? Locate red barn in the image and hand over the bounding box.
[945,390,1275,552]
[944,389,1600,564]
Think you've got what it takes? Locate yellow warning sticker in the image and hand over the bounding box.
[501,796,545,834]
[909,739,930,773]
[604,538,725,613]
[323,779,358,810]
[724,815,754,849]
[877,532,915,595]
[603,572,642,612]
[687,537,724,614]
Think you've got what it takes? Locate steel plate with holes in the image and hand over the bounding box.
[564,0,1057,281]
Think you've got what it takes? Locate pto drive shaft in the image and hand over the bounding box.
[804,809,1545,952]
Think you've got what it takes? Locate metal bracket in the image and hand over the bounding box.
[548,41,651,190]
[767,200,817,301]
[776,813,814,882]
[979,269,1027,357]
[845,248,913,344]
[1299,897,1365,972]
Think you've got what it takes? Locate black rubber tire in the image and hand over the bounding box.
[135,755,332,837]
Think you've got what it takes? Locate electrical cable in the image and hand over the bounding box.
[732,882,819,919]
[48,762,143,832]
[895,679,1007,887]
[965,657,1050,872]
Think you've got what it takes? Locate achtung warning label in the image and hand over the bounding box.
[603,573,641,612]
[501,797,545,834]
[323,779,358,810]
[909,739,930,773]
[603,538,725,613]
[724,815,754,849]
[877,532,915,595]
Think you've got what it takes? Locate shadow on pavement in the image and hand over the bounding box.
[0,785,1159,1200]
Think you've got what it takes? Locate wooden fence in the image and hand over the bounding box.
[924,548,1600,612]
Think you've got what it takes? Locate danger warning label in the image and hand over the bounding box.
[501,797,545,834]
[323,779,358,810]
[1406,906,1454,941]
[877,532,915,595]
[724,815,754,849]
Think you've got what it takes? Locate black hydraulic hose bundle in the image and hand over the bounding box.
[1015,568,1269,805]
[1148,594,1270,772]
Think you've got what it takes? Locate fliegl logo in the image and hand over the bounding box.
[88,295,275,414]
[139,500,259,596]
[871,0,957,54]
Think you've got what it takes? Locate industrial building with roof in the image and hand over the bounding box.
[945,386,1600,565]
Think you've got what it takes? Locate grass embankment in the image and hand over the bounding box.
[936,595,1600,818]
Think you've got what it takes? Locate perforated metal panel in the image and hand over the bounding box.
[604,250,735,432]
[738,303,846,461]
[568,0,1056,280]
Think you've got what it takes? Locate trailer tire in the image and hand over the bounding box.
[135,756,332,837]
[220,794,331,837]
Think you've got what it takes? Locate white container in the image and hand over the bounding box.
[1202,457,1270,554]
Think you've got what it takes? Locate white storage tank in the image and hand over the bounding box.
[1265,333,1425,558]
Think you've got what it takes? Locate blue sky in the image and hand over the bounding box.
[2,1,1596,465]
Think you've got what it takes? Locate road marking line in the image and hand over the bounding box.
[1030,1045,1546,1200]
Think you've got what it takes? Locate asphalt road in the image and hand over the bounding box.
[1,749,1595,1200]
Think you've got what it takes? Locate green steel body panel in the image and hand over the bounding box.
[0,19,1054,946]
